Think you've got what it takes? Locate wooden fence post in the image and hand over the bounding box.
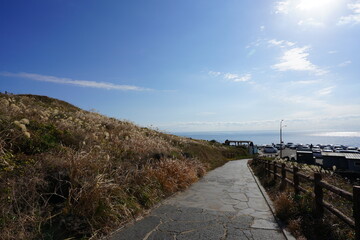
[353,186,360,240]
[314,173,324,219]
[280,163,286,190]
[267,160,270,177]
[273,162,277,181]
[293,166,299,195]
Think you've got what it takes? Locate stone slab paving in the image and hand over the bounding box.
[107,160,286,240]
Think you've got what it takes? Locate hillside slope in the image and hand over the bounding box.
[0,93,249,239]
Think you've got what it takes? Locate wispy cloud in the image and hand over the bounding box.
[224,73,252,82]
[317,86,335,96]
[298,18,325,27]
[268,39,296,48]
[338,60,352,67]
[275,1,290,14]
[274,0,350,27]
[309,131,360,137]
[208,71,221,77]
[0,72,150,91]
[208,71,251,82]
[338,1,360,25]
[272,47,326,75]
[290,79,322,85]
[245,38,263,49]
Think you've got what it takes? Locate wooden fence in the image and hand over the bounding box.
[255,158,360,240]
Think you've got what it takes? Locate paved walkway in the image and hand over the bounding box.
[107,160,286,240]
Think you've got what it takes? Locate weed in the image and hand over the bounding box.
[274,192,294,222]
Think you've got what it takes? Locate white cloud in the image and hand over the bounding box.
[328,50,337,54]
[208,71,251,82]
[224,73,252,82]
[208,71,221,77]
[0,72,150,91]
[290,79,321,85]
[260,25,265,31]
[310,131,360,137]
[296,0,340,12]
[255,80,358,120]
[317,86,335,96]
[351,2,360,13]
[298,18,325,27]
[274,0,347,27]
[338,1,360,25]
[338,60,352,67]
[338,14,360,25]
[240,76,360,132]
[268,39,296,48]
[275,1,290,14]
[272,47,326,75]
[223,73,238,80]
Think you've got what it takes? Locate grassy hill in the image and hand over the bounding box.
[0,93,249,239]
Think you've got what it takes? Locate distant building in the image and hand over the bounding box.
[322,152,360,172]
[296,151,315,165]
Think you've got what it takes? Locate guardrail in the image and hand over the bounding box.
[255,158,360,240]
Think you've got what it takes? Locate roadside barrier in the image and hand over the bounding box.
[255,158,360,240]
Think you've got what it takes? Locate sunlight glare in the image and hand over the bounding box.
[296,0,340,15]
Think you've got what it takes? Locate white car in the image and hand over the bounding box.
[264,146,278,153]
[312,146,321,153]
[323,146,333,152]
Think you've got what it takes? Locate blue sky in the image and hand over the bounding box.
[1,0,360,133]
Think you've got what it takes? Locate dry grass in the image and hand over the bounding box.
[250,158,355,240]
[0,93,249,239]
[274,192,294,221]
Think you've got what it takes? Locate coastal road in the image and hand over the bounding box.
[106,160,289,240]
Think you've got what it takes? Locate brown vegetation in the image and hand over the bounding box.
[0,93,249,239]
[250,158,355,240]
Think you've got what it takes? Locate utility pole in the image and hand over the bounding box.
[280,120,284,158]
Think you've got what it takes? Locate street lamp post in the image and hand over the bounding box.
[280,120,285,158]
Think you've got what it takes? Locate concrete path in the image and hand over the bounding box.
[107,160,286,240]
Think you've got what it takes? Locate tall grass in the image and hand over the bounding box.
[0,93,248,239]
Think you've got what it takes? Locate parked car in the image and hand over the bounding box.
[347,146,358,151]
[318,144,327,149]
[295,144,303,149]
[297,145,311,151]
[334,148,344,152]
[275,143,285,150]
[264,146,278,153]
[289,144,297,149]
[333,145,344,150]
[312,146,321,153]
[323,146,333,152]
[286,142,294,148]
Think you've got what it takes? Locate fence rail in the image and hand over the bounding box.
[255,158,360,240]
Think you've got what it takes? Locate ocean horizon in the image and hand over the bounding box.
[172,130,360,147]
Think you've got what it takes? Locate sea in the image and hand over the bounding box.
[172,130,360,147]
